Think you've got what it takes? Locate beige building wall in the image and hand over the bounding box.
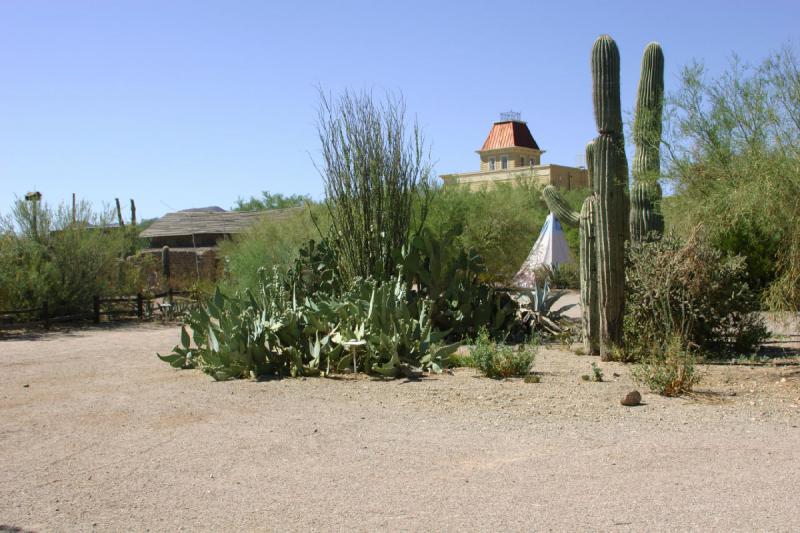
[479,147,542,172]
[440,164,589,191]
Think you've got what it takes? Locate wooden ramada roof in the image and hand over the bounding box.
[140,207,303,238]
[480,121,540,151]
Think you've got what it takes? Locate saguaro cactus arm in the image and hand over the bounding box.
[542,186,580,226]
[632,42,665,182]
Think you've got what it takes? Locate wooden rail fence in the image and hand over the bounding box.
[0,290,192,330]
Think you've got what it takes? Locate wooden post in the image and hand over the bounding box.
[93,295,101,323]
[42,300,49,329]
[136,293,143,319]
[72,193,76,224]
[130,199,137,227]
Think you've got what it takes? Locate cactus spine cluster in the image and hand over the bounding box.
[630,42,665,242]
[592,35,628,358]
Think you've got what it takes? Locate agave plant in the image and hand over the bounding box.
[515,280,577,337]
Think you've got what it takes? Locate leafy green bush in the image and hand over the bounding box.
[625,230,768,358]
[632,334,700,396]
[663,48,800,303]
[0,197,146,313]
[421,182,586,283]
[470,327,536,379]
[232,191,312,211]
[218,204,328,293]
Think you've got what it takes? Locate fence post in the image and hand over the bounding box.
[42,300,49,330]
[93,295,100,323]
[136,293,143,320]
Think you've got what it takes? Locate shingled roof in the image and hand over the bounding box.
[480,121,540,151]
[140,207,303,238]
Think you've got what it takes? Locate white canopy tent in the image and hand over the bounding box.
[513,212,576,288]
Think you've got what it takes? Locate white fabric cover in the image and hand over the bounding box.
[513,213,576,288]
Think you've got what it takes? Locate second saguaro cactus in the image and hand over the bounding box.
[630,42,665,241]
[592,35,628,358]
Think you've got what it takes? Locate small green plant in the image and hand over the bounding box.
[632,334,700,396]
[470,327,536,379]
[523,374,541,383]
[590,362,604,382]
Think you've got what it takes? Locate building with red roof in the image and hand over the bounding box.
[441,112,588,191]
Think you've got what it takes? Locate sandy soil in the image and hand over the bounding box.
[2,322,800,532]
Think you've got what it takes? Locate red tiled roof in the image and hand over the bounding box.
[480,121,540,151]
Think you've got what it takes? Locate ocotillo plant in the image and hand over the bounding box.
[592,35,628,358]
[630,42,665,241]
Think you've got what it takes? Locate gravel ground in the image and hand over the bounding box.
[2,322,800,532]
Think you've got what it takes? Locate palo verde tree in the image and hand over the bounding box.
[316,90,431,282]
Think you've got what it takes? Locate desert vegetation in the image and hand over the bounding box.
[157,36,800,396]
[2,35,796,399]
[0,197,149,316]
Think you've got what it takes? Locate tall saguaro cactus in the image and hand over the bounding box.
[592,35,628,358]
[541,36,663,357]
[630,42,665,241]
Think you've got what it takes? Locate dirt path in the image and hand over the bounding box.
[2,324,800,532]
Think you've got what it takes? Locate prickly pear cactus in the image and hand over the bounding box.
[591,35,628,359]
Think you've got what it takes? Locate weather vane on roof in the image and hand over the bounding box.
[499,110,521,122]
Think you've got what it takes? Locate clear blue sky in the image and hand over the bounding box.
[1,0,798,220]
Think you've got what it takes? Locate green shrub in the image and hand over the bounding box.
[625,230,768,358]
[421,182,587,284]
[0,197,146,313]
[218,205,328,293]
[470,327,535,379]
[632,334,699,396]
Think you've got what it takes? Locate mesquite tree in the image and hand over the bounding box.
[316,90,431,282]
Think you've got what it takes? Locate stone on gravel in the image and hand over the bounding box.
[621,390,642,406]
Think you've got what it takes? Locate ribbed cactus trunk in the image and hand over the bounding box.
[592,35,628,359]
[630,42,664,241]
[162,245,171,281]
[579,194,599,355]
[630,181,664,241]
